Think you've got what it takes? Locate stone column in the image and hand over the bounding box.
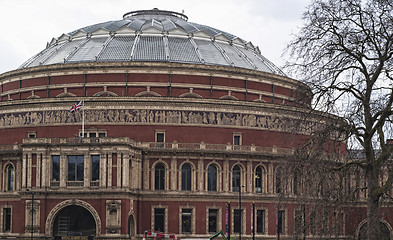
[101,153,107,187]
[84,153,89,187]
[143,158,150,190]
[22,154,27,188]
[107,153,113,187]
[123,153,130,188]
[27,153,32,188]
[60,154,66,188]
[247,160,252,193]
[223,160,229,192]
[268,162,274,193]
[198,158,204,191]
[171,157,177,190]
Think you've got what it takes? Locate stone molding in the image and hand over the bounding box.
[44,199,101,236]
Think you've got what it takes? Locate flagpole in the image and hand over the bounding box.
[82,100,85,138]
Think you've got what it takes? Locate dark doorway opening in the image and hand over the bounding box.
[53,205,96,239]
[358,221,391,240]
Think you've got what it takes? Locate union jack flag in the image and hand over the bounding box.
[69,101,83,112]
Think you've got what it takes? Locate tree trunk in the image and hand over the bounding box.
[366,167,381,240]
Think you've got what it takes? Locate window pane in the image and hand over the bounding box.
[3,208,11,232]
[208,209,218,233]
[234,209,242,233]
[234,135,240,145]
[208,165,217,191]
[232,165,240,192]
[76,156,84,181]
[52,155,60,181]
[68,156,76,181]
[7,165,14,191]
[181,164,191,191]
[255,167,263,193]
[295,210,303,235]
[155,163,165,190]
[91,155,100,181]
[68,155,84,181]
[277,210,285,234]
[256,210,265,234]
[156,133,164,142]
[182,209,192,233]
[154,208,165,232]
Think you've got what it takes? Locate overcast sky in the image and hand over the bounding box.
[0,0,311,75]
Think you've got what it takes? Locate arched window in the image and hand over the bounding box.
[5,164,14,191]
[208,164,217,191]
[255,166,263,193]
[232,165,241,192]
[181,164,192,191]
[155,163,165,190]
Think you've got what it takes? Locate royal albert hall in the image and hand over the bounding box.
[0,8,377,240]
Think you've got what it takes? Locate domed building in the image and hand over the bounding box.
[0,8,373,240]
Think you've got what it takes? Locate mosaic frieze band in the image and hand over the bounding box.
[0,108,317,133]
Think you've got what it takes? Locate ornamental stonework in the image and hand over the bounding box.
[0,108,317,134]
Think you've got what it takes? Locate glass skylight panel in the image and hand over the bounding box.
[68,37,109,62]
[168,37,200,63]
[133,36,166,61]
[236,46,273,73]
[194,39,228,66]
[174,20,199,34]
[98,36,135,61]
[22,42,66,68]
[217,42,253,69]
[162,19,177,32]
[195,24,219,37]
[44,39,84,65]
[128,19,145,31]
[105,20,130,32]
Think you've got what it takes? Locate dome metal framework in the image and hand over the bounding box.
[19,9,285,76]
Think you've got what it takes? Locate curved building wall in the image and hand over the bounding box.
[0,9,375,240]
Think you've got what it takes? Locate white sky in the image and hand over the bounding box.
[0,0,311,75]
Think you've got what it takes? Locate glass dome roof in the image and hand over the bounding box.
[19,9,285,76]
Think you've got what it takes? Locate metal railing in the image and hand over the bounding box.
[21,137,294,154]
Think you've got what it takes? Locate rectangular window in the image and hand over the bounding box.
[233,135,241,145]
[3,208,11,232]
[233,133,241,150]
[256,210,265,234]
[91,155,100,181]
[98,132,106,138]
[52,155,60,181]
[181,209,192,233]
[309,211,316,235]
[27,132,36,138]
[67,155,84,181]
[208,209,218,233]
[154,208,165,232]
[233,209,242,233]
[156,132,165,142]
[89,132,96,138]
[277,210,285,234]
[294,210,304,235]
[156,132,165,148]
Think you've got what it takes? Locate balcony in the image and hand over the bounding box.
[22,137,294,155]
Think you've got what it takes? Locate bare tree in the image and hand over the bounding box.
[285,0,393,239]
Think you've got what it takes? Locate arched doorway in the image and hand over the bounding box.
[358,221,391,240]
[53,205,96,239]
